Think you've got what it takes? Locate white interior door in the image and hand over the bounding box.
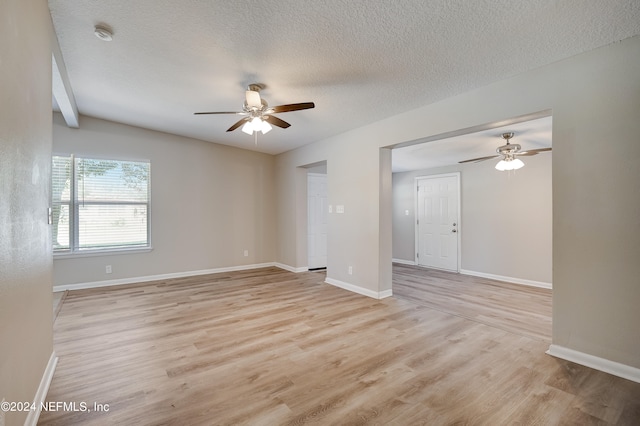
[308,173,327,269]
[416,174,460,271]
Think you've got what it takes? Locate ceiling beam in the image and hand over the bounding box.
[51,21,79,128]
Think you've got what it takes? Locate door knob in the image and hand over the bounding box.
[452,229,457,233]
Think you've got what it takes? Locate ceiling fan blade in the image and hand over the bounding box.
[226,118,248,132]
[459,154,500,164]
[517,147,552,156]
[194,111,244,115]
[264,115,291,129]
[269,102,315,113]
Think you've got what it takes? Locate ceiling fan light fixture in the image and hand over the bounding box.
[241,121,254,135]
[241,117,272,135]
[259,120,272,134]
[495,159,509,171]
[511,158,525,170]
[495,157,525,171]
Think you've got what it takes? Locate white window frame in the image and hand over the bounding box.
[52,154,152,257]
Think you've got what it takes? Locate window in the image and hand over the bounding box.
[52,155,150,254]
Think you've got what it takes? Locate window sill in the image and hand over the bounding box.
[53,246,153,260]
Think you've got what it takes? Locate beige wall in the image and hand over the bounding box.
[276,36,640,369]
[276,137,390,295]
[392,152,552,285]
[0,1,53,424]
[53,114,276,286]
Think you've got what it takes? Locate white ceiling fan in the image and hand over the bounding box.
[194,83,315,136]
[459,132,551,171]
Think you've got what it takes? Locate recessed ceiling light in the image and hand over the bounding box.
[94,25,113,41]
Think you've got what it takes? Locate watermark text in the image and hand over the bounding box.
[1,400,110,413]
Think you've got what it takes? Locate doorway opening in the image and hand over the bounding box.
[305,161,327,271]
[389,111,553,339]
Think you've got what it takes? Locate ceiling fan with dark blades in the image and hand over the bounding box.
[194,84,315,135]
[459,132,551,171]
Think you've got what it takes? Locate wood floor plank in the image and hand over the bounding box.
[392,263,553,341]
[40,266,640,425]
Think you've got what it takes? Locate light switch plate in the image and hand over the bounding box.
[336,205,345,214]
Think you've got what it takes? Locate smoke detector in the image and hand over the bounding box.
[94,25,113,41]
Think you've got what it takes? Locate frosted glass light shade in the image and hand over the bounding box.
[495,159,509,171]
[511,158,524,170]
[495,158,525,171]
[241,117,272,135]
[260,120,272,134]
[241,121,254,135]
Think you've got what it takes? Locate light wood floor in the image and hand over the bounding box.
[393,263,552,342]
[40,266,640,425]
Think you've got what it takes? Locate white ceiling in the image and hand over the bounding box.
[48,1,640,155]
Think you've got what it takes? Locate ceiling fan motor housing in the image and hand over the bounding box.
[497,143,521,154]
[496,132,520,154]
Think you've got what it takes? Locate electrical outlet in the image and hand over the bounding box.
[348,266,353,275]
[106,265,112,274]
[243,250,249,257]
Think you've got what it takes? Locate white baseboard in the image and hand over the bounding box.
[53,262,279,292]
[547,344,640,384]
[460,269,552,289]
[274,263,309,273]
[25,351,58,426]
[392,258,416,266]
[325,277,392,300]
[379,289,393,299]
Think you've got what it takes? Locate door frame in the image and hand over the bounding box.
[414,172,461,272]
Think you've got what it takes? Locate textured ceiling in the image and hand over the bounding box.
[48,0,640,155]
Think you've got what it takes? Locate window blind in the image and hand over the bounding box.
[51,156,72,250]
